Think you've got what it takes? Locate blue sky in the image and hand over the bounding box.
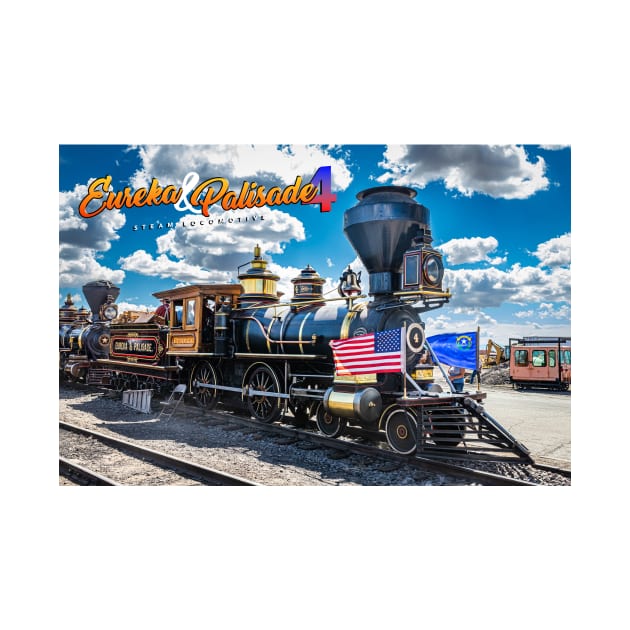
[59,144,570,345]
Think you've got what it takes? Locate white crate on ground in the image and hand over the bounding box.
[121,389,154,413]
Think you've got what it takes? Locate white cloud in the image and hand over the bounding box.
[117,205,307,286]
[59,246,125,287]
[538,303,571,319]
[130,144,353,195]
[115,301,154,314]
[475,311,498,327]
[59,183,127,287]
[156,208,305,269]
[59,183,126,251]
[531,233,571,267]
[424,314,456,333]
[118,249,233,284]
[424,312,570,345]
[377,145,549,199]
[538,145,570,150]
[444,263,570,308]
[438,236,504,265]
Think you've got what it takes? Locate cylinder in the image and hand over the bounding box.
[323,387,382,424]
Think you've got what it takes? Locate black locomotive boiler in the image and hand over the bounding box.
[60,186,531,459]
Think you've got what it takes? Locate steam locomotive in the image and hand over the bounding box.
[59,186,530,458]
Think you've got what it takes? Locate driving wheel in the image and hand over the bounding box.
[246,365,282,423]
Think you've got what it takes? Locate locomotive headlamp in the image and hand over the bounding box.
[422,254,443,287]
[402,247,444,292]
[101,304,118,321]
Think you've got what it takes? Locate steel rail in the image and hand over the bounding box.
[59,457,120,486]
[199,410,538,486]
[59,421,259,486]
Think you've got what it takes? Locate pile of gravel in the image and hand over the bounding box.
[481,365,511,385]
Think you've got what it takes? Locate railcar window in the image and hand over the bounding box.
[515,349,528,366]
[549,350,556,367]
[562,350,571,365]
[186,300,196,326]
[532,350,546,367]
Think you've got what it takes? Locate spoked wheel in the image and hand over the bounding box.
[246,364,282,423]
[315,403,347,438]
[384,406,418,455]
[111,373,125,392]
[191,361,219,410]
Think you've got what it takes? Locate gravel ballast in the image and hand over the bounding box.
[59,385,469,486]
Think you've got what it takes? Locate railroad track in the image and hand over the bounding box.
[59,421,259,486]
[59,457,120,485]
[59,387,570,485]
[198,409,565,486]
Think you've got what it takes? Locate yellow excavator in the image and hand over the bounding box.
[481,340,506,367]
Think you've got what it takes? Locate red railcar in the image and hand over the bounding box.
[508,337,571,391]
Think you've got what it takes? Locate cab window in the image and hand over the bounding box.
[532,350,546,367]
[173,301,184,327]
[185,299,196,327]
[202,297,215,343]
[515,349,528,366]
[549,350,556,368]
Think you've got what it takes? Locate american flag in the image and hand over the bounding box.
[330,328,403,375]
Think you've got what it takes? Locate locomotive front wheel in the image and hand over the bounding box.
[385,408,418,455]
[191,361,219,410]
[316,403,346,438]
[246,365,282,423]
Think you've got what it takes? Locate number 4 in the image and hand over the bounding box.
[305,166,336,212]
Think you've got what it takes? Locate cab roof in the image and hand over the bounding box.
[153,284,243,301]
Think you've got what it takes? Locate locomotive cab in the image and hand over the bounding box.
[153,284,243,355]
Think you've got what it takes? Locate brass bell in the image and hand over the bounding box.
[338,266,362,297]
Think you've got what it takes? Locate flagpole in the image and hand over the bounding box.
[476,325,481,392]
[402,324,407,399]
[425,338,456,393]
